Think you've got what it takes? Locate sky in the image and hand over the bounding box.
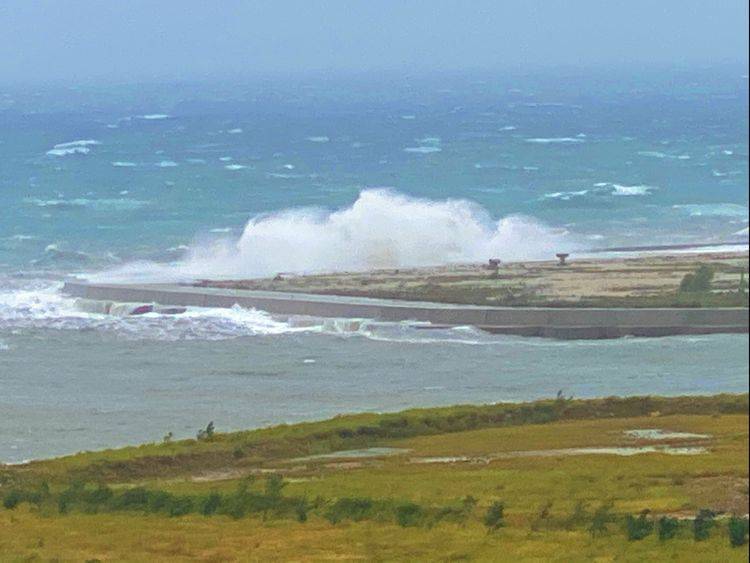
[1,0,748,84]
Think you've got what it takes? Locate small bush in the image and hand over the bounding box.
[2,490,24,510]
[168,496,193,517]
[325,498,374,524]
[200,493,222,516]
[589,503,615,537]
[146,491,172,513]
[196,421,215,440]
[728,516,749,547]
[693,509,716,541]
[625,510,654,541]
[658,516,680,540]
[483,501,505,531]
[116,487,150,510]
[680,265,714,292]
[564,501,589,530]
[395,502,423,527]
[295,500,308,523]
[264,474,285,498]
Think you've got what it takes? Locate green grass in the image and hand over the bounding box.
[1,394,748,561]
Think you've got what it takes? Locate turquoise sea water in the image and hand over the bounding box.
[0,68,748,461]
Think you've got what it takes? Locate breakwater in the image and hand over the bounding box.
[62,282,748,339]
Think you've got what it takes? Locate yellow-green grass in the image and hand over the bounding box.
[1,395,748,561]
[1,508,745,562]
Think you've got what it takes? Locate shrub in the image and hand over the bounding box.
[728,516,749,547]
[196,421,215,440]
[115,487,150,510]
[680,265,714,292]
[168,496,193,517]
[395,502,424,527]
[2,490,24,510]
[693,509,716,541]
[658,516,680,540]
[295,500,308,523]
[564,501,589,530]
[264,474,285,498]
[146,491,172,513]
[483,501,505,531]
[589,503,615,537]
[625,510,654,541]
[325,498,374,524]
[200,493,222,516]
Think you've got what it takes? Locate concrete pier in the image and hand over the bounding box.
[62,281,749,340]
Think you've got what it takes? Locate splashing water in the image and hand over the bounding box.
[95,189,576,282]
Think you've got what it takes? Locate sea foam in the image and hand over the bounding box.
[97,189,576,282]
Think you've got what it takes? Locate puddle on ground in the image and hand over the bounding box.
[292,447,409,462]
[411,445,707,464]
[624,428,711,441]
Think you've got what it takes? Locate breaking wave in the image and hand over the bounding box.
[96,189,576,282]
[0,280,500,344]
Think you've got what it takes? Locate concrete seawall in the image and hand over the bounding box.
[62,282,749,339]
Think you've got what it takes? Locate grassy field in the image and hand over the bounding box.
[1,394,748,561]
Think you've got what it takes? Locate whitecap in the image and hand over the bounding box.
[111,161,137,167]
[224,164,247,170]
[673,203,749,218]
[46,139,100,155]
[227,128,243,134]
[525,137,584,144]
[404,146,442,154]
[46,147,91,156]
[137,114,170,120]
[609,184,654,196]
[24,197,148,211]
[156,160,178,167]
[307,136,330,143]
[542,190,589,201]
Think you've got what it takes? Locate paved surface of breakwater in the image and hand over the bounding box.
[62,282,749,339]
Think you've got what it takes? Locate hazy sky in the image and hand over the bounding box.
[1,0,748,84]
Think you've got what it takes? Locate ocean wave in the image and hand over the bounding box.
[542,190,589,201]
[0,282,498,344]
[24,197,148,211]
[525,137,584,144]
[637,151,691,160]
[403,146,442,154]
[111,161,137,167]
[46,139,100,156]
[156,160,178,167]
[94,188,577,282]
[307,136,330,143]
[608,184,655,196]
[46,147,90,156]
[673,203,749,218]
[136,114,170,120]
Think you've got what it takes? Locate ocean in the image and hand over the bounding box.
[1,67,748,462]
